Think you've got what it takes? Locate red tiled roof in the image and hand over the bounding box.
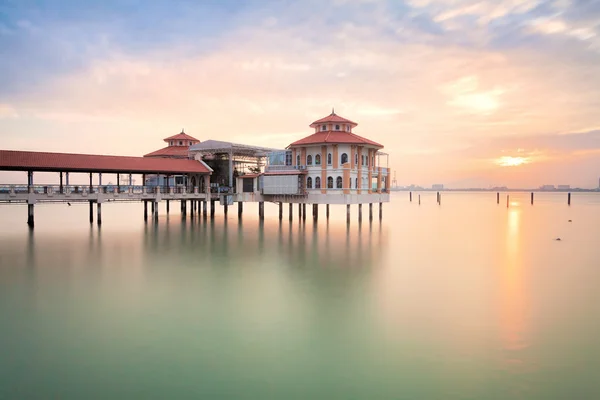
[144,146,190,158]
[310,112,358,128]
[164,131,200,142]
[288,131,383,148]
[0,150,211,174]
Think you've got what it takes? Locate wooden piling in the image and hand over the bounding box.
[358,203,362,222]
[418,195,421,205]
[224,203,228,217]
[369,203,373,221]
[279,202,283,220]
[238,202,243,219]
[203,200,207,218]
[437,191,440,204]
[346,204,351,224]
[27,204,34,228]
[379,202,382,220]
[568,192,571,205]
[210,199,215,218]
[154,201,158,222]
[313,204,318,221]
[166,200,170,214]
[144,201,148,221]
[298,203,302,219]
[89,201,94,223]
[259,201,264,220]
[531,192,534,205]
[497,192,500,204]
[326,204,330,219]
[289,203,293,221]
[97,202,102,225]
[302,203,306,221]
[410,191,412,202]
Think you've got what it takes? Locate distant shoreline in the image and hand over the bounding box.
[390,188,600,193]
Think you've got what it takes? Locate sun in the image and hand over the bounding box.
[496,156,529,167]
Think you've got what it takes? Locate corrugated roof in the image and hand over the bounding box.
[309,112,358,128]
[0,150,211,174]
[144,146,190,158]
[288,131,383,148]
[163,131,200,142]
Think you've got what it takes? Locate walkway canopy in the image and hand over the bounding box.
[0,150,212,175]
[189,140,279,159]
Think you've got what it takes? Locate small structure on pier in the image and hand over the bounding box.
[144,130,200,159]
[236,110,390,204]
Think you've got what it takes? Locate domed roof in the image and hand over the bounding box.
[309,110,358,128]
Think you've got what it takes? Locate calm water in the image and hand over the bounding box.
[1,192,599,399]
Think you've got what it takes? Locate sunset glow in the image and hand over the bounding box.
[496,156,530,167]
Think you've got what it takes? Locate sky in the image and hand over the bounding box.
[0,0,599,188]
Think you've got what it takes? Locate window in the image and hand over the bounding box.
[315,177,321,189]
[307,177,313,189]
[285,152,292,165]
[362,155,365,166]
[355,178,358,188]
[327,176,333,188]
[336,176,342,189]
[170,141,174,146]
[335,124,340,130]
[327,153,332,165]
[307,155,312,165]
[366,156,369,167]
[189,141,192,146]
[321,124,327,131]
[372,156,374,167]
[346,125,350,132]
[297,155,300,166]
[349,177,352,188]
[341,153,348,164]
[315,154,321,165]
[355,154,358,165]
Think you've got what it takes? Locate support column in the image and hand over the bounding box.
[259,202,264,220]
[65,172,70,186]
[154,201,159,222]
[166,200,170,214]
[302,203,306,221]
[224,202,228,217]
[144,201,148,222]
[59,172,63,194]
[326,204,330,219]
[531,192,534,205]
[89,172,93,192]
[27,204,34,228]
[289,203,293,221]
[346,204,350,224]
[568,192,571,205]
[278,202,283,220]
[298,203,302,219]
[151,201,155,213]
[117,173,120,192]
[358,203,362,222]
[379,202,383,220]
[313,204,318,221]
[203,200,207,218]
[89,201,94,224]
[97,202,102,226]
[238,202,243,219]
[369,203,373,221]
[210,199,215,218]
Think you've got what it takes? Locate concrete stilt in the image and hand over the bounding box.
[326,204,330,219]
[166,200,170,214]
[289,203,293,221]
[238,202,243,219]
[154,201,158,222]
[259,201,264,220]
[507,195,510,208]
[224,202,228,217]
[89,201,94,224]
[210,199,215,218]
[27,204,34,228]
[313,204,318,221]
[531,192,534,205]
[203,200,207,218]
[279,202,283,220]
[346,204,350,224]
[151,201,155,213]
[358,203,362,222]
[410,191,412,202]
[568,192,571,205]
[97,202,102,225]
[302,203,306,221]
[298,203,301,219]
[144,201,148,222]
[379,202,383,220]
[369,203,373,221]
[497,192,500,204]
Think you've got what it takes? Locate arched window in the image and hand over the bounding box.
[355,153,358,165]
[327,177,333,188]
[362,155,365,166]
[336,176,343,189]
[366,156,369,166]
[179,141,183,145]
[346,125,350,132]
[335,124,340,130]
[321,124,327,131]
[341,153,348,164]
[297,155,300,166]
[315,177,321,188]
[315,154,321,165]
[170,141,174,146]
[327,153,332,165]
[371,156,374,167]
[307,155,312,165]
[307,177,313,188]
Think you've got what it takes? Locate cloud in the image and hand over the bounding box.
[0,104,18,119]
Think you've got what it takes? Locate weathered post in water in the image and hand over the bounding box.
[369,203,373,221]
[379,202,383,220]
[27,203,34,228]
[437,192,440,204]
[302,203,306,221]
[568,192,571,205]
[346,204,351,224]
[531,192,534,205]
[210,199,215,218]
[358,203,362,222]
[97,202,102,225]
[418,195,421,205]
[238,202,243,219]
[166,200,170,214]
[279,202,283,220]
[497,192,500,204]
[410,192,412,202]
[144,201,148,222]
[89,201,94,224]
[326,204,330,219]
[289,203,293,221]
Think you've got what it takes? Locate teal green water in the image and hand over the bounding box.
[1,192,599,399]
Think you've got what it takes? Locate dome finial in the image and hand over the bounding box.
[182,128,185,133]
[331,107,335,115]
